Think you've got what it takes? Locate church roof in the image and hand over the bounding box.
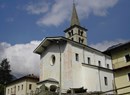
[33,36,110,57]
[71,3,80,26]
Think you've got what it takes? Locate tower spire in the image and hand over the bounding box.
[71,1,80,26]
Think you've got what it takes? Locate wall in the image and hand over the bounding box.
[110,45,130,94]
[6,81,26,95]
[6,79,38,95]
[39,41,114,93]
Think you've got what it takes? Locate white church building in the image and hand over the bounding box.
[34,3,114,93]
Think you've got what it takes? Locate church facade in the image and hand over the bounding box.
[34,3,114,93]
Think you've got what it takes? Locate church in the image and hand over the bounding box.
[34,3,114,93]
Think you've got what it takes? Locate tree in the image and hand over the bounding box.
[0,58,14,95]
[0,84,4,95]
[0,58,13,84]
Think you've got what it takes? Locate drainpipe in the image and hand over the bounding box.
[98,68,102,92]
[57,40,62,95]
[83,47,85,63]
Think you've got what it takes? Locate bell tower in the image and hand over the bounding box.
[64,2,88,45]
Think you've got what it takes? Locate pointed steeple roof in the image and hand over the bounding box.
[71,3,80,26]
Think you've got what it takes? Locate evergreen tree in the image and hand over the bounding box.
[0,58,13,84]
[0,58,14,95]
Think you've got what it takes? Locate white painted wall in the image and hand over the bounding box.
[39,41,114,93]
[6,80,37,95]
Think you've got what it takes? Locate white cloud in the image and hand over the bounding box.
[0,39,128,78]
[26,1,49,15]
[0,41,41,78]
[90,39,128,51]
[25,0,118,26]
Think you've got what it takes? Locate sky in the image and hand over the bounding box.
[0,0,130,78]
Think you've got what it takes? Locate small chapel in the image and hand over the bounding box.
[34,2,114,93]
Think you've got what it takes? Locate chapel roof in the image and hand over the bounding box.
[33,36,110,57]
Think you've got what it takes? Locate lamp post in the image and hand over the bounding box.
[57,40,62,95]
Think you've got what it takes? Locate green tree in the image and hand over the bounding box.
[0,58,14,95]
[0,58,13,84]
[0,84,4,95]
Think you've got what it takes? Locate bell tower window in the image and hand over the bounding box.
[79,37,81,43]
[68,32,71,37]
[78,29,80,35]
[71,30,73,36]
[81,31,83,36]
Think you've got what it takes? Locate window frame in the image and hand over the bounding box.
[87,57,91,64]
[128,73,130,81]
[98,61,101,66]
[125,54,130,62]
[104,77,108,86]
[75,53,79,61]
[29,84,32,90]
[107,64,109,69]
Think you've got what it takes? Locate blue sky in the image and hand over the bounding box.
[0,0,130,77]
[0,0,130,45]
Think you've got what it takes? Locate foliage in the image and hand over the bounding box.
[50,85,57,92]
[0,84,4,95]
[0,58,13,84]
[0,58,14,95]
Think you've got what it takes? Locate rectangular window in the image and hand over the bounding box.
[88,57,91,64]
[75,53,79,61]
[81,31,83,36]
[71,30,73,35]
[8,89,9,94]
[98,61,101,66]
[18,86,20,91]
[21,84,23,90]
[107,64,109,69]
[125,54,130,62]
[128,73,130,81]
[78,29,80,35]
[81,39,84,43]
[71,38,74,41]
[11,88,12,93]
[68,32,71,37]
[79,37,81,43]
[29,84,32,90]
[104,77,108,86]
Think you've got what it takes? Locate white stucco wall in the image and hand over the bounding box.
[6,80,38,95]
[39,41,114,92]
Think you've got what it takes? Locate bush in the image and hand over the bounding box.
[50,85,57,92]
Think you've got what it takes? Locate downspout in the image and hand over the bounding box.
[26,79,28,95]
[83,47,85,63]
[98,68,102,92]
[57,40,62,95]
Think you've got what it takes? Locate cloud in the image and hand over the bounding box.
[25,0,118,26]
[0,39,128,78]
[0,41,41,78]
[90,39,128,51]
[26,1,49,15]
